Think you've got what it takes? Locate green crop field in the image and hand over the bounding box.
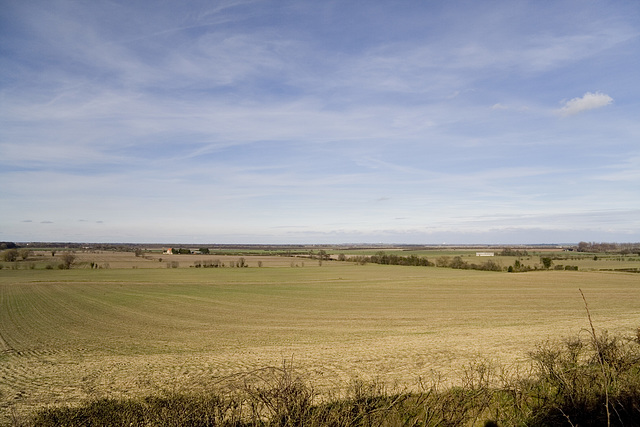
[1,259,640,423]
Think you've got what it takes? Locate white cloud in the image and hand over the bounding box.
[557,92,613,116]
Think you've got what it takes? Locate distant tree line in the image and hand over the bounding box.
[169,248,212,255]
[0,242,18,250]
[505,257,579,272]
[192,258,248,268]
[348,252,434,267]
[435,256,502,271]
[0,247,77,270]
[309,250,331,261]
[192,260,224,268]
[344,252,504,271]
[498,248,529,257]
[2,248,32,262]
[171,248,193,254]
[576,241,640,254]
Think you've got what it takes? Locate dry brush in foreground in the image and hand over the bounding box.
[15,323,640,427]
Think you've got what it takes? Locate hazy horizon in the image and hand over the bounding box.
[2,1,639,244]
[7,240,637,248]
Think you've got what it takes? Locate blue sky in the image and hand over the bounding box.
[1,0,639,244]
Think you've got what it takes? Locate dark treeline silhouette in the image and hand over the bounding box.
[436,255,503,271]
[0,242,18,250]
[349,251,433,267]
[346,252,505,271]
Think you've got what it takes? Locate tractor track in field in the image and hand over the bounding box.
[0,331,15,355]
[0,287,15,354]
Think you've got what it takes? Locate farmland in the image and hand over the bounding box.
[1,249,640,423]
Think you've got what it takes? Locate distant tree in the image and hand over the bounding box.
[199,247,210,254]
[19,249,32,260]
[435,256,451,267]
[2,249,19,262]
[577,241,590,252]
[509,259,530,273]
[499,248,529,257]
[51,250,56,257]
[449,256,468,269]
[134,248,143,257]
[480,259,502,271]
[61,252,76,269]
[338,253,346,261]
[540,257,553,269]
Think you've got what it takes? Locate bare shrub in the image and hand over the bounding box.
[60,252,75,269]
[2,249,18,262]
[242,362,315,424]
[19,249,32,260]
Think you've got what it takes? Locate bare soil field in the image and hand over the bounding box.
[1,259,639,423]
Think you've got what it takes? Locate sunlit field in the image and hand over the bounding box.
[1,252,639,423]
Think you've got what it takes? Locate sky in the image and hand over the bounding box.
[1,0,639,245]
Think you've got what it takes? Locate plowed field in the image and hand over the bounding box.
[1,265,639,423]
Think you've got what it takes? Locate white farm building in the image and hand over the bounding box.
[476,252,495,257]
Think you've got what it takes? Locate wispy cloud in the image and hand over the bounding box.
[1,1,639,243]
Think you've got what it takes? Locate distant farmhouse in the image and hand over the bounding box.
[476,252,495,257]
